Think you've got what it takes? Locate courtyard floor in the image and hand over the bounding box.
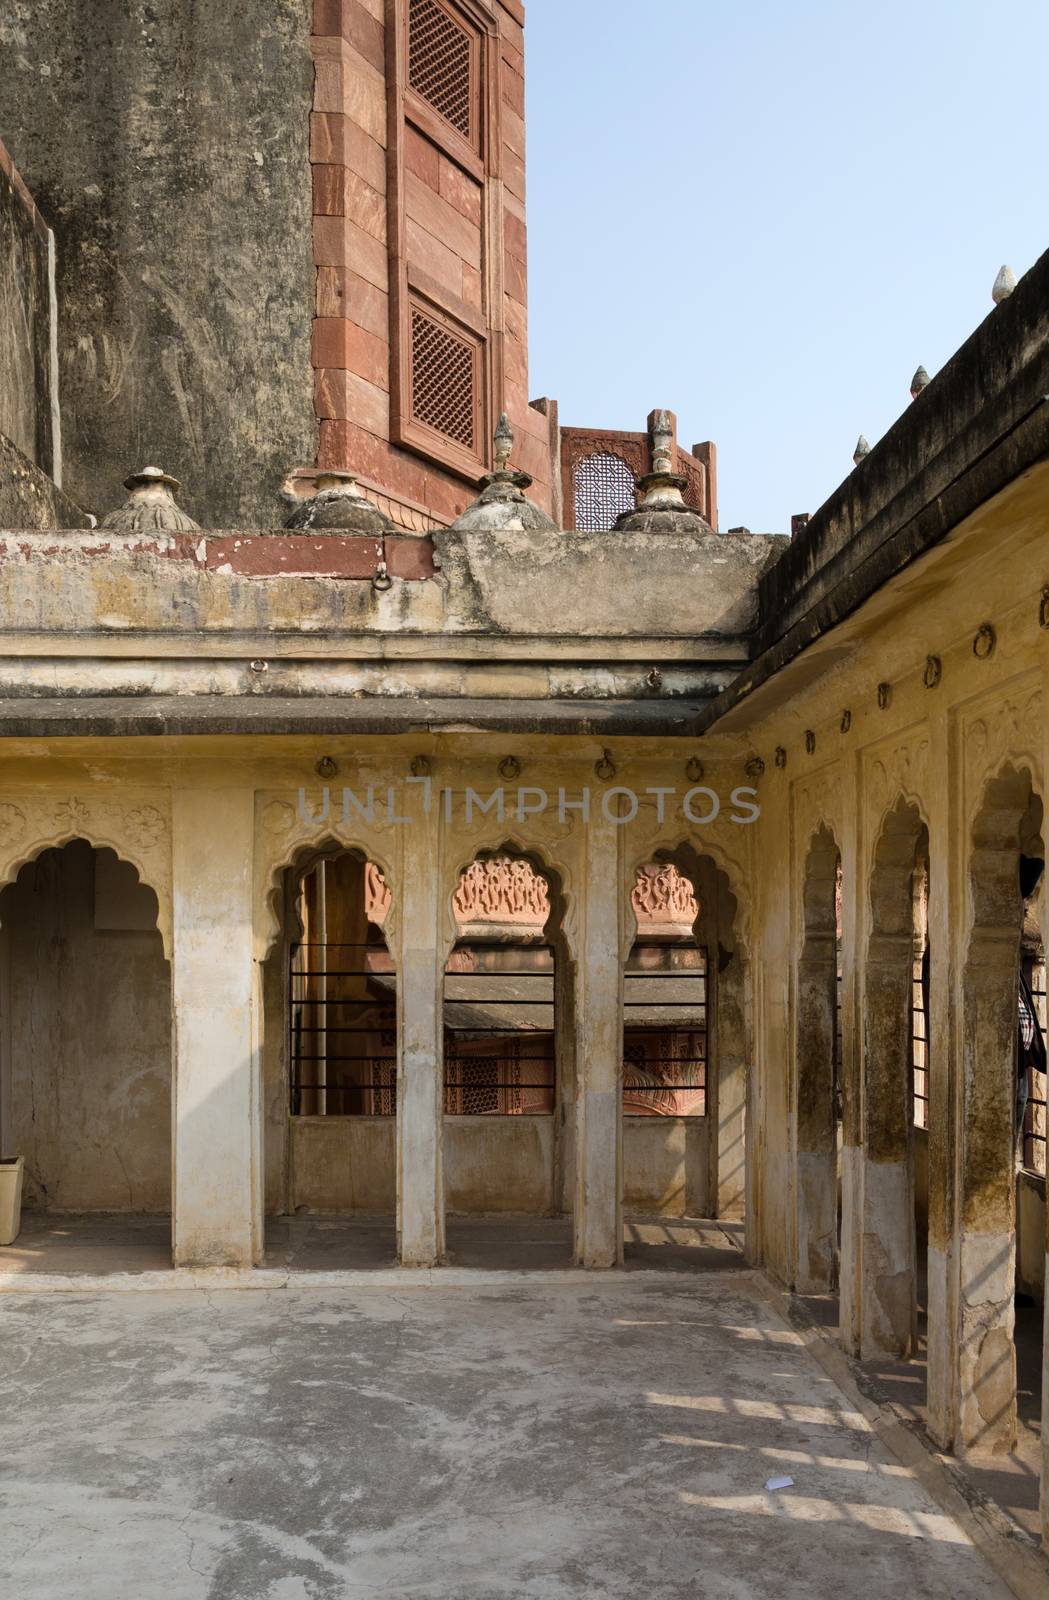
[0,1267,1025,1598]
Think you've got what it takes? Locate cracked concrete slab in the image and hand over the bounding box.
[0,1276,1016,1598]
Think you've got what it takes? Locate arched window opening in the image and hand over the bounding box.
[289,855,396,1118]
[0,839,171,1271]
[443,856,556,1116]
[623,864,706,1118]
[861,800,929,1364]
[573,451,637,531]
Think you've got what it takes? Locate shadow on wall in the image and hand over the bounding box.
[0,840,171,1213]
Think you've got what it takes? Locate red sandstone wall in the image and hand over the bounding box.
[559,417,719,532]
[309,0,552,529]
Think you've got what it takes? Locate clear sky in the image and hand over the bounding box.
[524,0,1048,532]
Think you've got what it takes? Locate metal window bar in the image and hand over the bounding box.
[290,942,397,1118]
[1023,960,1047,1175]
[912,947,930,1130]
[834,953,844,1124]
[443,948,557,1115]
[622,947,707,1116]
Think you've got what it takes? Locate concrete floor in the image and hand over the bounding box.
[0,1211,744,1275]
[797,1269,1045,1543]
[0,1274,1018,1599]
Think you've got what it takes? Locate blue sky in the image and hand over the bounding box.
[524,0,1048,532]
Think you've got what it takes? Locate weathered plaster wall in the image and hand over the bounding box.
[716,459,1049,1467]
[1017,1172,1046,1301]
[290,1117,396,1214]
[0,434,87,531]
[623,1117,708,1216]
[444,1117,555,1214]
[0,840,171,1210]
[0,0,316,526]
[0,151,53,471]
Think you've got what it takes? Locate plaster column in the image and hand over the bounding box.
[925,710,957,1450]
[554,945,577,1215]
[859,924,918,1358]
[172,788,258,1267]
[573,817,623,1268]
[713,949,748,1219]
[794,926,839,1291]
[956,926,1018,1455]
[396,804,444,1267]
[837,759,864,1356]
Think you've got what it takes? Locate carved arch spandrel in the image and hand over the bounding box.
[624,805,751,955]
[440,822,582,969]
[963,682,1044,835]
[792,767,846,866]
[0,793,172,956]
[863,732,932,836]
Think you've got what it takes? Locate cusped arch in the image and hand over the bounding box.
[867,795,930,943]
[259,830,397,962]
[626,835,747,957]
[0,823,171,959]
[967,762,1043,943]
[801,822,841,945]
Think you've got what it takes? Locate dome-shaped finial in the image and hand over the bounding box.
[992,265,1017,305]
[100,466,201,532]
[283,467,394,534]
[910,365,930,399]
[493,412,513,472]
[447,411,556,532]
[853,435,871,465]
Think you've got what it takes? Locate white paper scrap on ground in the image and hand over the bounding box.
[764,1476,795,1492]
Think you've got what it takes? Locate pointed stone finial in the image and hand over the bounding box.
[611,409,711,533]
[992,265,1017,304]
[910,366,930,399]
[493,412,513,472]
[649,409,675,477]
[853,435,871,465]
[448,411,556,532]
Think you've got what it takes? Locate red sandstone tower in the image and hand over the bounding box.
[307,0,553,527]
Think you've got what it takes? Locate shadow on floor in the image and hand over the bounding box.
[794,1256,1043,1543]
[0,1212,172,1274]
[0,1210,745,1277]
[267,1214,747,1273]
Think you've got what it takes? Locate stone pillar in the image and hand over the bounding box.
[855,802,924,1361]
[794,922,839,1291]
[1043,1225,1049,1550]
[396,806,444,1267]
[956,924,1018,1454]
[714,949,748,1219]
[925,713,957,1450]
[554,943,577,1215]
[837,762,865,1357]
[573,820,623,1268]
[172,788,258,1267]
[860,922,918,1358]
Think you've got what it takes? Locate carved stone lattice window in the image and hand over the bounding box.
[409,0,476,147]
[573,451,637,531]
[447,1055,501,1115]
[410,306,478,450]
